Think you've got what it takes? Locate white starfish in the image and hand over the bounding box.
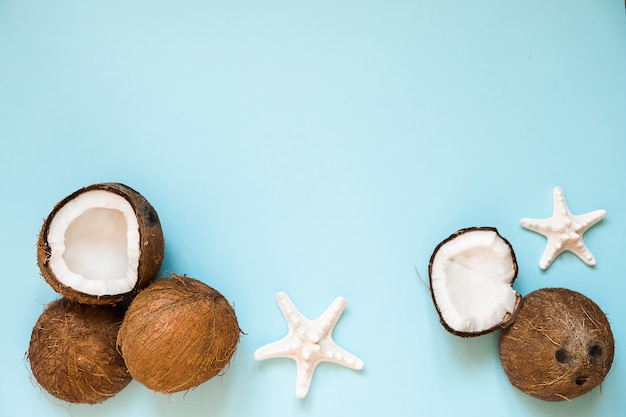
[254,292,364,398]
[521,186,606,270]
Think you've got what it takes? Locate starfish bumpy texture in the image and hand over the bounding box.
[254,292,364,398]
[521,186,606,270]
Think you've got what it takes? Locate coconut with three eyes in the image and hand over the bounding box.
[499,288,614,401]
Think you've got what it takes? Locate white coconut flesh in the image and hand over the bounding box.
[430,229,518,334]
[46,190,140,296]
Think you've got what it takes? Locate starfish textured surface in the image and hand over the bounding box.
[521,186,606,270]
[254,292,364,398]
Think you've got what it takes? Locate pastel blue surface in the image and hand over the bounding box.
[1,1,625,416]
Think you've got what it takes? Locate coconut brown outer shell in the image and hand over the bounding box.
[428,226,521,337]
[117,275,241,394]
[499,288,614,401]
[28,298,131,404]
[37,182,165,305]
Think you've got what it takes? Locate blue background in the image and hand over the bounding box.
[1,1,625,416]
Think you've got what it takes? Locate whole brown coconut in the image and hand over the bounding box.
[28,298,131,404]
[117,274,241,394]
[499,288,614,401]
[37,182,164,305]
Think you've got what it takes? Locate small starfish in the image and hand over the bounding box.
[254,292,364,398]
[521,186,606,270]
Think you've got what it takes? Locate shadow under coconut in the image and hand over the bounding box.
[507,383,605,417]
[143,354,244,417]
[31,380,140,417]
[444,331,500,370]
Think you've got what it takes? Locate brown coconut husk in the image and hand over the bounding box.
[117,274,241,394]
[27,298,131,404]
[37,182,164,305]
[499,288,614,401]
[428,227,522,337]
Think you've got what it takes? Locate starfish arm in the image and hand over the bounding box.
[573,209,606,233]
[276,292,307,332]
[320,340,364,370]
[314,296,347,335]
[538,239,564,270]
[294,358,320,398]
[567,241,597,266]
[254,336,297,361]
[552,186,570,217]
[520,217,554,236]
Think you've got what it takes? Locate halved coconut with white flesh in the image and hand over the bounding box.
[428,227,521,337]
[37,183,164,305]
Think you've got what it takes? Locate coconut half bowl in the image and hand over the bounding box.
[428,227,522,337]
[37,183,165,305]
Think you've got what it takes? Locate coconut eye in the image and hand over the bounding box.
[589,344,602,359]
[555,348,569,364]
[575,376,588,386]
[141,200,159,225]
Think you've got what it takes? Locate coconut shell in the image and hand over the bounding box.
[499,288,614,401]
[27,298,131,404]
[117,274,241,394]
[37,182,164,305]
[428,227,521,337]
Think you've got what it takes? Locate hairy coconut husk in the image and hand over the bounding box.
[499,288,614,401]
[27,298,131,404]
[37,182,164,305]
[117,274,241,394]
[428,227,522,337]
